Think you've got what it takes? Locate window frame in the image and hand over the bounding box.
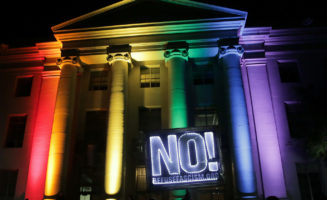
[277,60,300,83]
[14,75,33,97]
[194,107,218,127]
[0,169,18,198]
[192,63,214,86]
[4,114,28,148]
[88,69,109,91]
[140,65,160,88]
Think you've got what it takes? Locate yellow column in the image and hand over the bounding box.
[44,56,80,199]
[105,50,131,198]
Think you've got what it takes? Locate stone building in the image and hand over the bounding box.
[0,0,327,200]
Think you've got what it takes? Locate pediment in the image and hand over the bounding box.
[52,0,247,32]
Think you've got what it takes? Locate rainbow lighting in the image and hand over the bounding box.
[146,129,222,189]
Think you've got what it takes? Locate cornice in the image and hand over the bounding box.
[53,18,245,42]
[0,42,61,66]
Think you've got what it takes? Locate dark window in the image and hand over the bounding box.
[84,110,108,156]
[89,70,108,90]
[194,107,218,127]
[15,76,33,97]
[5,115,27,148]
[0,170,18,198]
[285,102,307,138]
[278,61,300,82]
[193,64,214,85]
[139,107,161,132]
[140,66,160,88]
[81,110,108,195]
[297,163,322,200]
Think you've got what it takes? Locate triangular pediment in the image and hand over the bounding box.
[52,0,247,32]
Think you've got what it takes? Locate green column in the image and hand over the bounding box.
[164,45,189,199]
[165,48,189,129]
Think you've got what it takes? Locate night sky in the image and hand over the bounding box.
[0,0,325,47]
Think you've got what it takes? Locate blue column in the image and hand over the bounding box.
[219,44,256,199]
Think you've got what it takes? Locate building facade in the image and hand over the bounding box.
[0,0,327,200]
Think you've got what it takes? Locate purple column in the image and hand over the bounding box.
[245,64,287,198]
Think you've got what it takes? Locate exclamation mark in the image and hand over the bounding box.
[204,132,219,172]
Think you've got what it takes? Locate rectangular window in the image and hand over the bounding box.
[89,70,108,91]
[0,170,18,198]
[139,107,161,133]
[15,76,33,97]
[194,107,218,127]
[135,166,147,192]
[278,61,300,82]
[193,64,214,85]
[140,66,160,88]
[81,110,108,195]
[285,102,307,138]
[84,110,108,155]
[5,115,27,148]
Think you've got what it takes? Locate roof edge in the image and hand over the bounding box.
[51,0,135,31]
[51,0,247,32]
[164,0,247,17]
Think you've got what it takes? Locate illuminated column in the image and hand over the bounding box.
[164,44,189,129]
[105,47,131,198]
[25,73,59,200]
[246,65,287,198]
[164,43,188,199]
[44,56,80,199]
[218,43,256,198]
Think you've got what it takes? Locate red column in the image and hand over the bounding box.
[25,72,59,200]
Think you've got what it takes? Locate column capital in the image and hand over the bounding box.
[106,44,132,65]
[218,45,244,59]
[164,41,189,62]
[56,56,81,68]
[164,48,189,62]
[107,52,131,65]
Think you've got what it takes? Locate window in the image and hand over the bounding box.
[84,111,108,162]
[194,107,218,127]
[285,102,307,138]
[0,170,18,198]
[15,76,33,97]
[135,166,147,192]
[139,107,161,133]
[193,64,214,85]
[89,70,108,90]
[278,61,300,82]
[80,111,107,196]
[140,66,160,88]
[5,115,27,148]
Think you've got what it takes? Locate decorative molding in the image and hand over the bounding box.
[107,52,131,65]
[56,56,80,68]
[53,19,245,42]
[218,45,244,59]
[164,48,189,62]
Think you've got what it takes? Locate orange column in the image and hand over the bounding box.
[44,56,80,199]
